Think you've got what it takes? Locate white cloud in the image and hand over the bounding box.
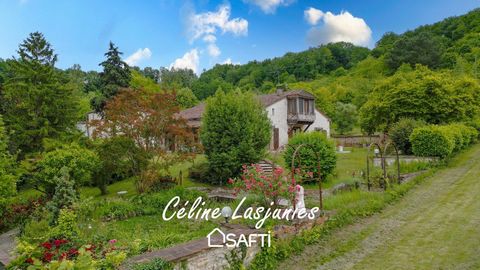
[169,49,200,73]
[304,7,324,25]
[207,43,221,57]
[244,0,295,14]
[188,4,248,42]
[203,34,217,43]
[306,10,372,47]
[124,48,152,66]
[222,58,240,65]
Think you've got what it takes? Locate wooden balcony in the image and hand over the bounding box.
[287,113,315,124]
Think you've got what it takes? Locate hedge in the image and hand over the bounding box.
[410,123,478,158]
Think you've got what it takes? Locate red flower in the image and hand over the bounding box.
[54,239,68,248]
[228,178,234,184]
[43,252,54,262]
[68,248,79,256]
[42,242,52,250]
[25,258,34,264]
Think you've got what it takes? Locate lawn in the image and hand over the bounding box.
[303,147,367,190]
[279,143,480,270]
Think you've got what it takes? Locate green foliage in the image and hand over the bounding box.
[192,42,370,99]
[201,90,271,184]
[46,167,79,221]
[94,136,149,195]
[333,102,358,134]
[388,118,425,154]
[133,258,174,270]
[97,199,144,221]
[188,160,210,183]
[49,208,80,240]
[0,115,17,217]
[410,123,478,158]
[176,87,199,109]
[1,32,80,155]
[410,125,455,158]
[130,70,161,92]
[360,65,480,133]
[159,67,198,89]
[93,41,131,112]
[34,143,100,195]
[284,132,337,182]
[385,32,445,71]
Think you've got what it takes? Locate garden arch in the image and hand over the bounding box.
[366,142,401,190]
[286,143,323,211]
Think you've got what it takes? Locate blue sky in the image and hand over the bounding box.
[0,0,478,73]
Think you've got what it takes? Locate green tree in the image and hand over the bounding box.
[283,132,337,182]
[1,32,80,155]
[388,118,425,154]
[0,115,17,217]
[93,42,131,111]
[176,87,199,109]
[94,136,149,195]
[34,143,100,196]
[200,91,271,184]
[359,65,480,133]
[333,102,357,134]
[46,167,78,221]
[385,32,445,71]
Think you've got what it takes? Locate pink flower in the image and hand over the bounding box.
[109,239,117,244]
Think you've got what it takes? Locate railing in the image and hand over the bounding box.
[287,113,315,124]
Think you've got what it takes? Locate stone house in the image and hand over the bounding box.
[178,89,331,151]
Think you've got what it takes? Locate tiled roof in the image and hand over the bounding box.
[179,89,317,121]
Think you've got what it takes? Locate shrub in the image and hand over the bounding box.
[388,118,424,154]
[135,167,176,194]
[8,238,126,270]
[94,136,149,195]
[188,161,210,183]
[0,197,45,233]
[229,165,296,207]
[97,199,143,221]
[439,125,464,151]
[49,208,80,240]
[283,132,337,182]
[410,125,455,158]
[0,115,17,218]
[132,187,206,215]
[34,143,100,196]
[46,167,79,222]
[200,90,271,185]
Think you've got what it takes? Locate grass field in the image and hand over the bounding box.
[280,144,480,270]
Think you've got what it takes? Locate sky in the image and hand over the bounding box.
[0,0,478,73]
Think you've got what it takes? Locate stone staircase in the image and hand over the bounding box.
[257,160,275,176]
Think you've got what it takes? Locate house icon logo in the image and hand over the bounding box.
[207,227,226,247]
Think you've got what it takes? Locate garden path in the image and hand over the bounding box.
[0,228,18,267]
[279,144,480,270]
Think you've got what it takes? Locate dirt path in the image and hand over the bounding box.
[279,144,480,270]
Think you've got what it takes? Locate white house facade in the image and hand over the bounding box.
[179,89,331,151]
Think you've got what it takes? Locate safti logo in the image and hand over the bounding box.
[207,227,271,248]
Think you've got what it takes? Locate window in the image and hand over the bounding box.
[309,100,314,115]
[288,99,296,114]
[298,98,304,114]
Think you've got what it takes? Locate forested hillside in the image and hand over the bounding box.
[1,8,479,140]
